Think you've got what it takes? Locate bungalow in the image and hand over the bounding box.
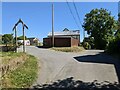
[43,28,80,47]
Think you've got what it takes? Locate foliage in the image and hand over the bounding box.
[106,38,120,54]
[106,13,120,58]
[0,35,3,44]
[82,37,95,49]
[2,34,13,46]
[83,8,117,49]
[17,35,28,40]
[83,42,91,50]
[116,13,120,39]
[2,53,38,88]
[115,30,120,39]
[7,46,16,51]
[118,13,120,30]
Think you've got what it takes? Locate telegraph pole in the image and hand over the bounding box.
[22,23,25,52]
[52,4,54,47]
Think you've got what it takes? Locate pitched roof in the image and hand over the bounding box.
[48,29,80,36]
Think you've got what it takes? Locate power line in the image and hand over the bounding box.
[66,0,81,30]
[73,0,85,39]
[73,0,83,28]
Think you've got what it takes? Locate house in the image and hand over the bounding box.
[43,28,80,47]
[17,40,30,46]
[28,37,39,45]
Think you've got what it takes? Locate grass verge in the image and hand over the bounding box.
[1,52,38,88]
[1,52,25,64]
[51,46,84,52]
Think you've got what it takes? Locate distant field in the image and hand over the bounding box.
[1,52,38,88]
[51,46,85,52]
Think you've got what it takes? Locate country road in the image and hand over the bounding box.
[18,46,120,86]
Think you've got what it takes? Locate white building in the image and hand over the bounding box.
[17,40,30,46]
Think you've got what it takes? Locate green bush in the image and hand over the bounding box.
[82,37,95,49]
[106,38,120,54]
[83,42,91,50]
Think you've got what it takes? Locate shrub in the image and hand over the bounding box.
[106,38,120,54]
[83,42,91,50]
[82,37,95,49]
[2,46,16,52]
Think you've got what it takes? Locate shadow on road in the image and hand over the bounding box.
[32,77,120,90]
[74,52,120,83]
[36,46,50,49]
[29,52,120,90]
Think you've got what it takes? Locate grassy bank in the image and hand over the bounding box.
[1,52,38,88]
[51,46,84,52]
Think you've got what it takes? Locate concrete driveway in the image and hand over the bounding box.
[18,46,120,86]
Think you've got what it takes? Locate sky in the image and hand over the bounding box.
[2,2,118,42]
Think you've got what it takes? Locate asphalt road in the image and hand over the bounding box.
[18,46,120,86]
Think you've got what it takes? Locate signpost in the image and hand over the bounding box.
[13,19,28,52]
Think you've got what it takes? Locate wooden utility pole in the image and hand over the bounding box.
[22,23,25,52]
[52,4,54,47]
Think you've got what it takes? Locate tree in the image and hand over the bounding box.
[83,8,117,49]
[118,13,120,30]
[17,35,27,40]
[116,13,120,39]
[2,34,13,46]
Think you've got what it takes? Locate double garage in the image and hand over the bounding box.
[43,36,79,47]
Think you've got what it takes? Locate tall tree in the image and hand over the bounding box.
[116,13,120,39]
[2,34,13,46]
[83,8,117,49]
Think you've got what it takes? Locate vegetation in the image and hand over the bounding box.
[1,52,38,88]
[82,37,94,49]
[0,35,3,44]
[106,13,120,58]
[17,35,28,40]
[1,52,24,64]
[2,34,13,46]
[83,8,117,49]
[51,47,84,52]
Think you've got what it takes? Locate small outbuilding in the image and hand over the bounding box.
[43,28,80,47]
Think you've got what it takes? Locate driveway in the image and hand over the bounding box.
[18,46,120,86]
